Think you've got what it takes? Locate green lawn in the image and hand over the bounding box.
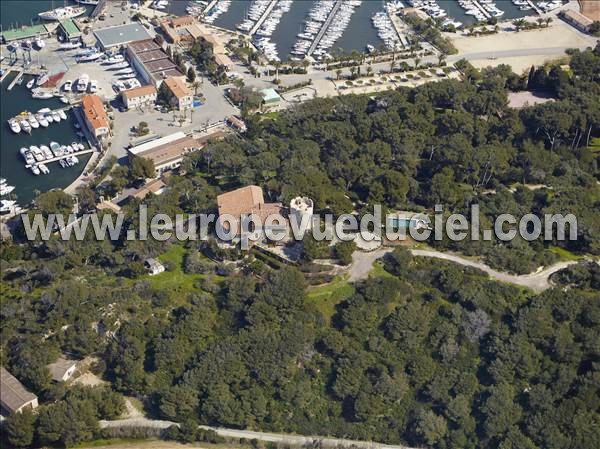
[307,275,354,321]
[145,244,225,296]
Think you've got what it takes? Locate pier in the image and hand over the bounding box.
[525,0,542,15]
[26,149,94,169]
[249,0,279,36]
[306,0,343,57]
[387,11,409,49]
[7,70,24,91]
[471,1,492,19]
[203,0,220,15]
[91,0,107,19]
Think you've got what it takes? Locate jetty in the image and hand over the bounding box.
[91,0,108,19]
[387,11,409,48]
[525,0,542,15]
[471,1,492,19]
[26,149,94,169]
[203,0,219,15]
[249,0,279,36]
[7,70,24,91]
[307,0,343,57]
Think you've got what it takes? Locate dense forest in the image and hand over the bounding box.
[1,45,600,448]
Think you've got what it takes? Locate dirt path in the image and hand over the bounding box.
[99,419,416,449]
[348,248,593,293]
[411,249,581,293]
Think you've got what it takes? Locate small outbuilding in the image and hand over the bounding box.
[144,258,165,275]
[260,88,282,106]
[47,357,78,382]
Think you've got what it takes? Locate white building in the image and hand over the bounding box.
[289,197,314,235]
[121,85,157,110]
[47,358,78,382]
[144,258,165,275]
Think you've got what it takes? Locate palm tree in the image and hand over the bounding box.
[301,59,310,73]
[414,57,421,69]
[335,68,342,80]
[273,61,281,81]
[390,59,396,73]
[437,53,446,66]
[545,17,553,27]
[366,65,373,77]
[191,81,201,96]
[512,18,527,32]
[536,18,544,28]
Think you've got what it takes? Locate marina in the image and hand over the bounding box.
[0,71,92,204]
[174,0,545,61]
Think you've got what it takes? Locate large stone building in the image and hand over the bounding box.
[126,39,185,86]
[217,185,286,241]
[121,84,157,110]
[81,94,110,138]
[162,76,193,111]
[127,130,225,175]
[1,367,38,415]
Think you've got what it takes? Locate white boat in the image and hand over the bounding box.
[58,109,68,121]
[32,90,54,99]
[8,119,21,134]
[53,112,61,122]
[30,166,41,176]
[40,145,53,159]
[28,115,40,129]
[1,200,18,212]
[77,51,103,62]
[104,54,125,64]
[60,97,70,104]
[63,80,72,91]
[89,80,98,93]
[110,61,129,69]
[120,73,136,80]
[77,74,89,92]
[45,113,54,123]
[38,6,86,21]
[50,142,62,157]
[118,68,135,75]
[20,119,32,133]
[39,163,50,175]
[26,79,35,89]
[35,36,45,49]
[60,41,81,50]
[30,146,44,162]
[37,73,50,86]
[37,114,49,127]
[21,148,36,165]
[0,182,15,196]
[75,0,99,5]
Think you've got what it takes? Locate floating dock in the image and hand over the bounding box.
[525,0,542,15]
[470,1,492,19]
[203,0,219,15]
[26,149,94,169]
[6,70,24,91]
[249,0,279,36]
[307,0,343,57]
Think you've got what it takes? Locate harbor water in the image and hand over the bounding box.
[1,1,93,205]
[166,0,538,60]
[1,73,91,205]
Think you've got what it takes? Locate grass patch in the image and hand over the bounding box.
[307,275,354,321]
[143,244,207,297]
[588,137,600,153]
[549,246,584,261]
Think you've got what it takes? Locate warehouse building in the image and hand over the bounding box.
[127,130,225,175]
[94,23,152,51]
[1,367,38,415]
[126,39,184,86]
